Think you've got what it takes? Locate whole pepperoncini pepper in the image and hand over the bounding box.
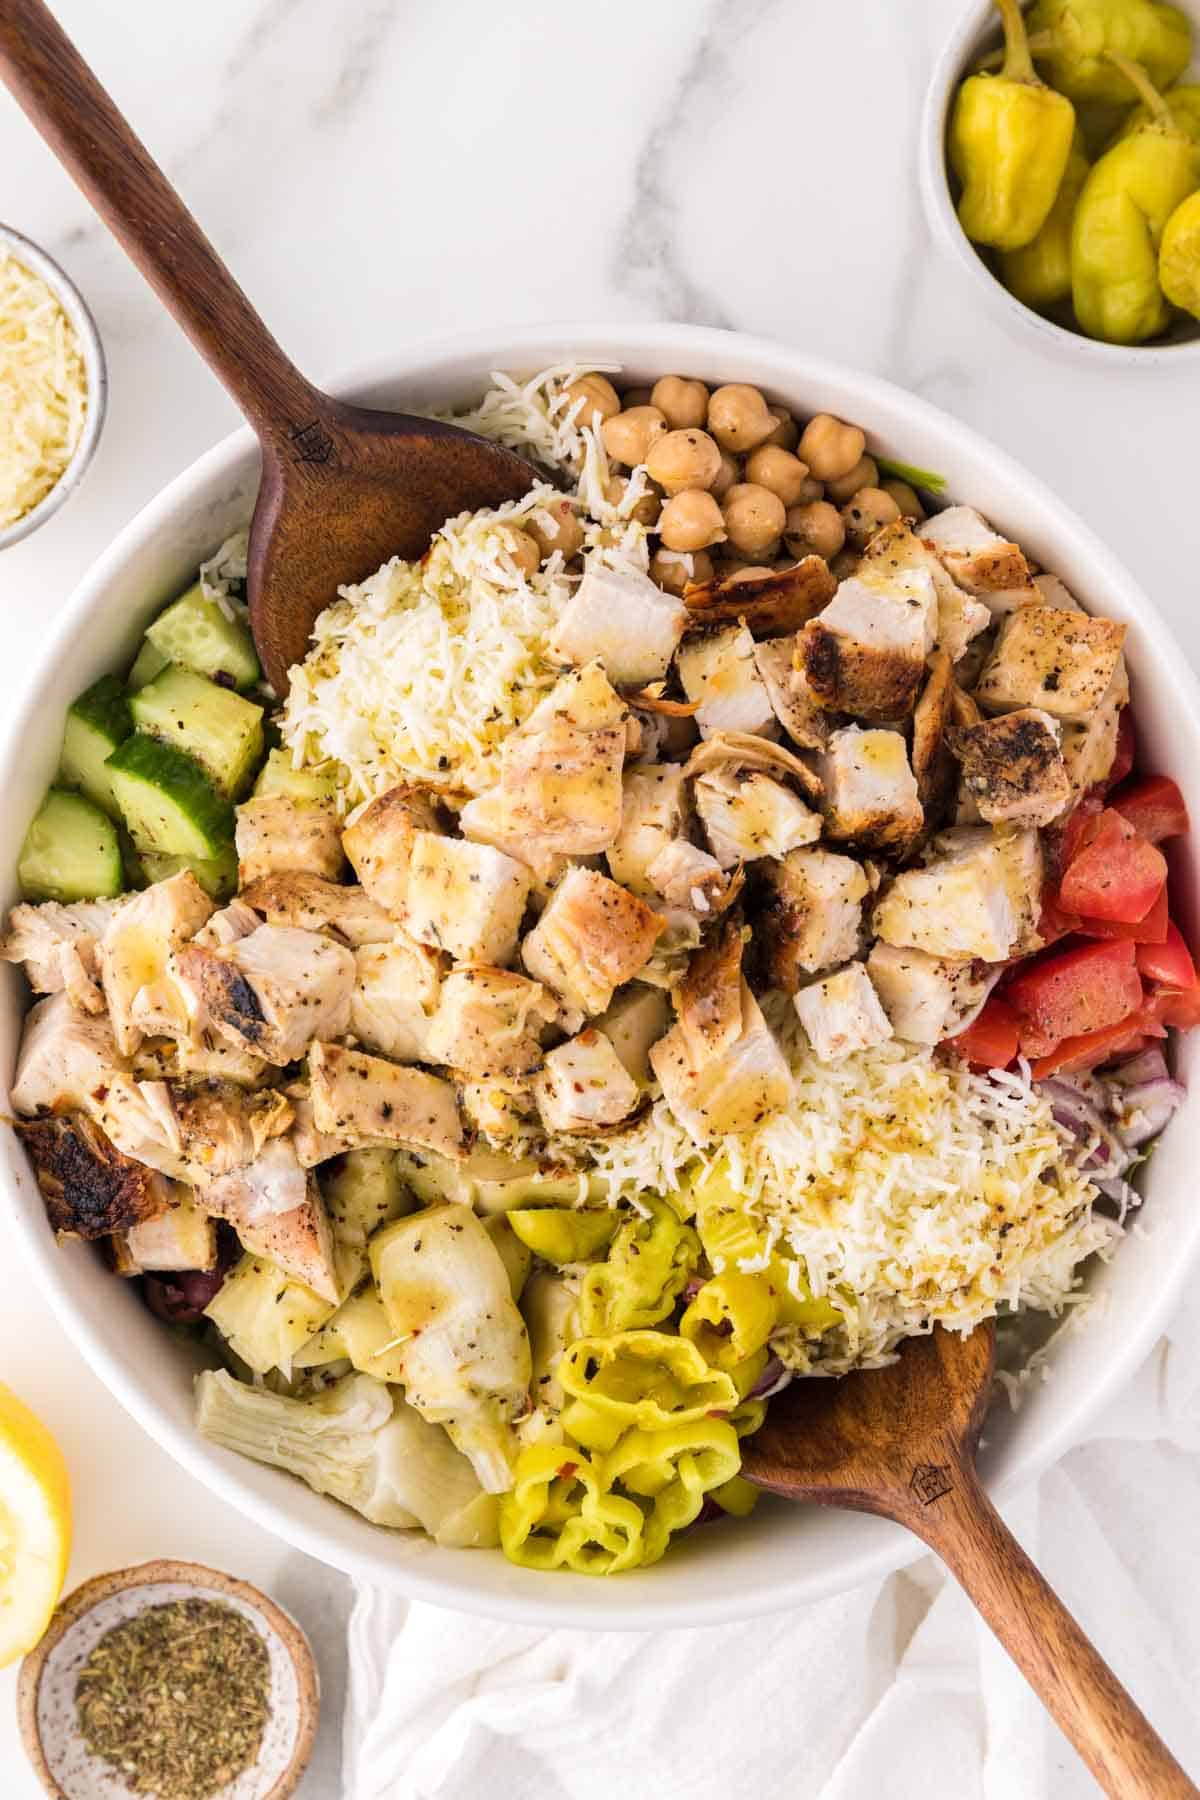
[999,130,1091,308]
[1159,189,1200,315]
[1027,0,1192,104]
[950,0,1076,251]
[1114,79,1200,143]
[1071,55,1200,341]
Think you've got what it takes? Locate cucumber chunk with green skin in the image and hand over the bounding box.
[106,733,234,860]
[251,746,339,805]
[129,665,264,798]
[140,843,239,900]
[58,675,132,815]
[127,639,170,690]
[147,582,260,691]
[19,788,124,902]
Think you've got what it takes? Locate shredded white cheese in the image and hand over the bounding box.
[0,250,87,530]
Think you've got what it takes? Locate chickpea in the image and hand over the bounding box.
[707,384,778,454]
[525,499,585,561]
[826,454,879,505]
[621,385,653,409]
[602,405,669,468]
[605,474,661,527]
[830,547,860,581]
[650,547,714,595]
[797,413,867,483]
[794,473,824,506]
[562,373,620,430]
[784,499,845,562]
[721,482,787,555]
[761,410,799,451]
[744,445,812,509]
[650,375,709,431]
[658,489,727,553]
[645,427,723,496]
[881,477,925,522]
[841,486,901,549]
[710,449,741,500]
[500,527,542,577]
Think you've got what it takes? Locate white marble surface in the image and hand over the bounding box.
[0,1,1197,1793]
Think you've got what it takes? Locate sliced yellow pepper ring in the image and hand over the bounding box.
[499,1441,645,1575]
[558,1331,739,1454]
[603,1420,741,1565]
[680,1272,778,1369]
[577,1196,700,1336]
[506,1207,618,1265]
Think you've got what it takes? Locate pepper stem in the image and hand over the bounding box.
[1104,52,1175,128]
[995,0,1038,84]
[972,29,1055,74]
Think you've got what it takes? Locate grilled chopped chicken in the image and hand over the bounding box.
[308,1041,463,1158]
[459,1079,536,1145]
[287,1081,356,1168]
[910,649,957,816]
[949,707,1072,827]
[172,924,354,1065]
[606,764,687,896]
[596,983,671,1085]
[548,563,687,685]
[424,965,555,1080]
[235,794,344,886]
[16,1112,170,1239]
[751,635,830,751]
[974,606,1127,724]
[11,991,124,1116]
[198,1133,308,1224]
[682,556,836,636]
[817,726,923,852]
[992,825,1044,955]
[1035,574,1082,611]
[125,1193,217,1272]
[239,872,394,946]
[866,942,995,1045]
[645,839,737,914]
[683,729,823,805]
[342,783,441,918]
[1,897,120,1014]
[857,521,991,663]
[534,1028,640,1133]
[93,1076,292,1185]
[873,826,1039,962]
[694,768,822,867]
[677,626,776,736]
[456,787,569,890]
[405,832,532,966]
[795,961,894,1062]
[756,848,870,989]
[350,936,443,1062]
[521,866,663,1016]
[1061,674,1127,797]
[209,1153,340,1302]
[193,899,262,949]
[920,506,1038,609]
[798,571,936,721]
[98,873,215,1057]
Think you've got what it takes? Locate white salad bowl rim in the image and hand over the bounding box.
[3,320,1199,1631]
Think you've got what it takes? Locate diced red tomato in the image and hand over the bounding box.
[945,996,1020,1070]
[1143,984,1200,1031]
[1136,922,1197,989]
[1104,708,1135,791]
[1058,809,1168,923]
[1037,887,1082,946]
[1006,939,1143,1056]
[1030,1010,1164,1080]
[1109,775,1190,846]
[1049,794,1104,883]
[1075,884,1169,945]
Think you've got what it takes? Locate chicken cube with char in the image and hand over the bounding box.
[595,983,671,1085]
[1059,664,1129,798]
[197,1133,308,1225]
[125,1193,217,1272]
[405,832,532,967]
[16,1111,170,1240]
[521,866,663,1017]
[548,563,688,687]
[203,1147,340,1303]
[865,942,995,1046]
[973,606,1127,724]
[645,839,736,915]
[98,873,216,1057]
[817,726,923,853]
[873,826,1040,962]
[171,924,354,1065]
[350,934,443,1062]
[676,626,776,737]
[534,1027,641,1134]
[1,897,120,1015]
[919,506,1038,612]
[694,767,822,869]
[606,763,686,896]
[341,783,440,918]
[798,569,937,722]
[193,898,261,949]
[234,794,344,886]
[949,707,1071,828]
[794,961,894,1062]
[10,990,123,1117]
[755,848,870,990]
[424,965,556,1081]
[91,1076,293,1186]
[239,871,394,946]
[308,1041,463,1159]
[857,521,991,664]
[751,635,830,751]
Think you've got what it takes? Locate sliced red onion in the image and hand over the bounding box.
[1040,1079,1132,1176]
[749,1355,793,1400]
[1092,1175,1142,1219]
[1110,1078,1186,1148]
[1107,1047,1170,1088]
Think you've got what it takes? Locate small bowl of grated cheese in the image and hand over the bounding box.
[0,224,106,550]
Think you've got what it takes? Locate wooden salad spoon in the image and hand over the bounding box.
[0,0,536,693]
[741,1323,1198,1798]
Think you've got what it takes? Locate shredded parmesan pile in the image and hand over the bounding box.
[281,365,659,806]
[0,250,87,530]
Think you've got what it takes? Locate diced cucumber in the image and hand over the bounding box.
[252,747,339,806]
[129,665,264,798]
[106,733,234,860]
[18,788,124,902]
[147,582,260,692]
[140,843,239,900]
[127,639,170,690]
[58,674,132,815]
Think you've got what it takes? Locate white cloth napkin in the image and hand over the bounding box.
[343,1298,1200,1800]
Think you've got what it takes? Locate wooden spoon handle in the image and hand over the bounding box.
[0,0,318,441]
[910,1464,1197,1798]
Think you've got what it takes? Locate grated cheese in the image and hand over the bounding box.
[0,250,87,530]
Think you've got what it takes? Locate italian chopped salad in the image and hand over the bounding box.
[5,364,1194,1575]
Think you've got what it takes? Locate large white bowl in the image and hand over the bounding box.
[4,322,1199,1631]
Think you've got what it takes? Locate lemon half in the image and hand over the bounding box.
[0,1381,71,1666]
